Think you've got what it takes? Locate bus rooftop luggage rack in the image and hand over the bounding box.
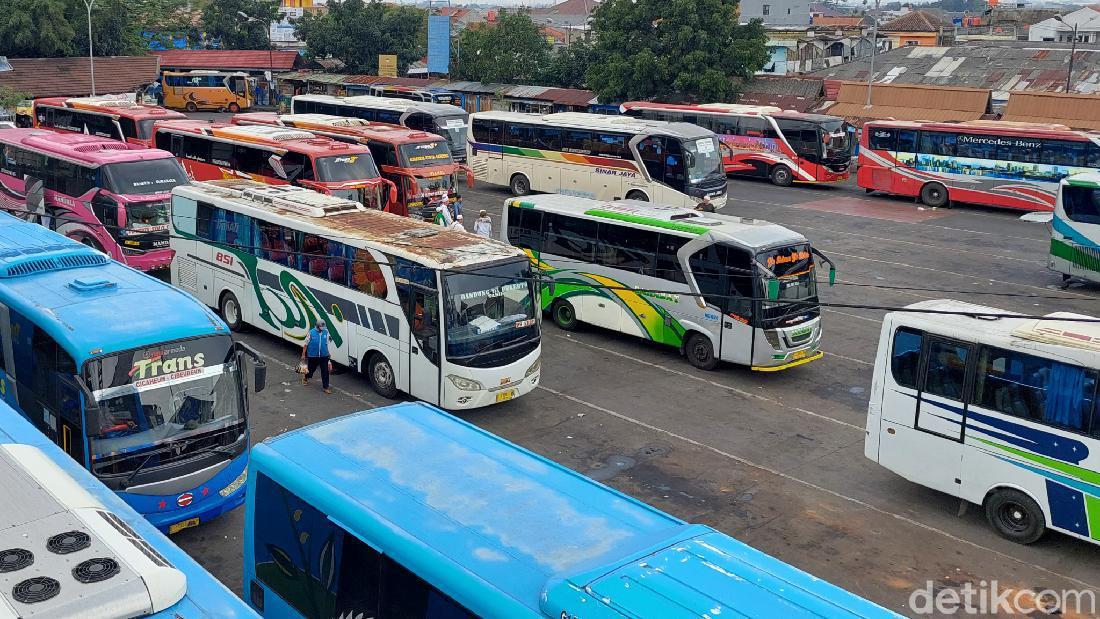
[218,125,316,143]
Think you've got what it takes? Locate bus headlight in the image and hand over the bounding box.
[219,466,247,497]
[525,358,541,377]
[447,375,483,391]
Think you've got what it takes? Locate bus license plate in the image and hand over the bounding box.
[792,350,808,360]
[169,518,200,534]
[495,390,516,403]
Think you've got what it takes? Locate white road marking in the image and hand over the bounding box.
[825,351,873,366]
[537,384,1100,592]
[823,308,883,324]
[551,333,865,431]
[795,222,1044,265]
[250,347,384,408]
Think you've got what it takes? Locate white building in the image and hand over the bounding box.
[1029,7,1100,43]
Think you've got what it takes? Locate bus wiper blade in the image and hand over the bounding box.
[120,452,157,489]
[465,334,530,362]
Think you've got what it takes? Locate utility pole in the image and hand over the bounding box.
[865,0,880,108]
[83,0,97,96]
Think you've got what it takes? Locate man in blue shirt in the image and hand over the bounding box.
[301,320,332,393]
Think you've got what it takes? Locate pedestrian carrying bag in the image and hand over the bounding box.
[296,360,308,375]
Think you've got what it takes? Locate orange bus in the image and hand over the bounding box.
[33,95,186,147]
[232,112,472,218]
[152,120,397,212]
[161,71,254,113]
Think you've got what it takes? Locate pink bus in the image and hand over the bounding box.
[0,129,189,277]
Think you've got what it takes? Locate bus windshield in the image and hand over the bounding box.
[434,115,469,152]
[400,141,454,168]
[443,260,539,365]
[314,154,380,182]
[820,119,851,160]
[759,244,817,304]
[83,335,244,474]
[126,199,170,231]
[101,158,189,195]
[684,136,723,182]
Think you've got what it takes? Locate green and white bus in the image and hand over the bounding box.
[866,299,1099,547]
[471,111,729,209]
[502,195,835,371]
[170,180,542,409]
[1050,173,1100,287]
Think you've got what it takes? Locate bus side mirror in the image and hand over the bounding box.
[23,176,44,217]
[766,279,780,300]
[236,342,267,393]
[268,154,287,180]
[828,266,837,286]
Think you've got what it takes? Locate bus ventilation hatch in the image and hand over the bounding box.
[0,252,109,278]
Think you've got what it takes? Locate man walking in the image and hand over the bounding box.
[301,320,332,394]
[473,210,493,237]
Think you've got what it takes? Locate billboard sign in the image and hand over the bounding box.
[379,54,398,78]
[427,14,451,75]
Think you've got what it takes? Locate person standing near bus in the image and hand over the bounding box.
[301,320,333,394]
[474,210,493,237]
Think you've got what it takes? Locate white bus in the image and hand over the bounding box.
[470,111,729,209]
[1050,173,1100,287]
[865,299,1100,546]
[170,180,542,409]
[502,195,835,371]
[291,94,469,162]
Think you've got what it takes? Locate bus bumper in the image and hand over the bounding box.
[122,249,174,278]
[752,350,824,372]
[441,347,541,409]
[121,457,249,534]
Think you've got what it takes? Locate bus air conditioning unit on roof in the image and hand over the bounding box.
[238,184,365,217]
[225,126,315,142]
[0,445,186,619]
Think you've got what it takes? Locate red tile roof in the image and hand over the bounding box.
[812,16,866,26]
[881,10,944,33]
[541,88,596,107]
[151,49,301,71]
[0,56,159,98]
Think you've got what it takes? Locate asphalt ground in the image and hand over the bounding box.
[172,171,1100,617]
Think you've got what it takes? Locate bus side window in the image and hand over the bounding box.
[1063,187,1100,225]
[655,233,687,284]
[922,340,969,401]
[379,555,476,618]
[976,347,1097,432]
[506,205,543,252]
[919,131,956,157]
[471,118,500,144]
[890,328,922,389]
[868,128,896,151]
[543,212,596,262]
[896,130,919,153]
[687,245,728,312]
[596,222,656,275]
[724,247,754,321]
[183,135,212,163]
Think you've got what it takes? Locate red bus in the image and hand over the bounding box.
[620,102,853,186]
[231,112,473,218]
[858,119,1100,211]
[33,95,186,147]
[152,120,397,212]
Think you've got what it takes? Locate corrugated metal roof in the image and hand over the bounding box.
[152,49,301,71]
[808,41,1100,97]
[828,81,990,124]
[504,85,553,98]
[541,87,598,107]
[1002,91,1100,129]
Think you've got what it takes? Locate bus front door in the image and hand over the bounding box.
[910,337,972,494]
[400,282,441,405]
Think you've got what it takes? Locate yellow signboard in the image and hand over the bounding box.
[379,55,398,78]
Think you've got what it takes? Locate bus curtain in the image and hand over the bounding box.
[1043,362,1086,429]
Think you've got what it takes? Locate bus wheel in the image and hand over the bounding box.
[625,190,648,202]
[219,291,244,332]
[185,101,198,113]
[551,299,577,331]
[228,102,241,113]
[685,333,718,371]
[985,488,1046,544]
[368,353,399,399]
[769,164,793,187]
[920,182,949,208]
[509,174,531,196]
[75,235,103,251]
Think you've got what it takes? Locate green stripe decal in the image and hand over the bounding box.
[975,438,1100,489]
[1051,237,1100,274]
[584,209,708,235]
[1088,495,1100,541]
[1066,179,1100,188]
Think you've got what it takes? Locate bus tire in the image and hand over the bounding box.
[218,291,244,332]
[73,234,103,252]
[985,488,1046,544]
[509,173,531,196]
[685,332,719,371]
[368,353,399,399]
[551,299,577,331]
[228,102,241,113]
[185,101,198,113]
[770,164,794,187]
[625,190,648,202]
[920,182,949,208]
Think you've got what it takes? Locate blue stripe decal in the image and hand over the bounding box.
[1045,479,1090,536]
[992,455,1100,498]
[1054,216,1100,250]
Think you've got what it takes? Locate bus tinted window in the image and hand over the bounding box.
[923,340,968,400]
[655,233,688,284]
[47,159,97,196]
[738,117,775,138]
[1062,186,1100,225]
[595,133,629,159]
[506,205,543,251]
[534,127,562,151]
[562,130,593,154]
[920,132,956,157]
[597,223,657,274]
[976,347,1097,432]
[471,118,500,144]
[897,130,918,153]
[544,212,596,261]
[956,135,999,160]
[891,328,922,389]
[868,128,895,151]
[1043,140,1087,167]
[504,123,536,149]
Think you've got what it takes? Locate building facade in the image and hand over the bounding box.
[741,0,812,26]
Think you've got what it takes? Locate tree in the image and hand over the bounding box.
[71,0,147,58]
[542,40,595,89]
[0,86,30,112]
[587,0,769,103]
[202,0,278,50]
[0,0,76,57]
[454,10,550,84]
[295,0,425,74]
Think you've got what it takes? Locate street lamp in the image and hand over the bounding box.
[83,0,96,96]
[238,11,274,107]
[1054,15,1079,93]
[864,0,880,108]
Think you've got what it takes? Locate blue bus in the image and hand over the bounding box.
[0,394,257,617]
[243,402,899,618]
[0,211,266,533]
